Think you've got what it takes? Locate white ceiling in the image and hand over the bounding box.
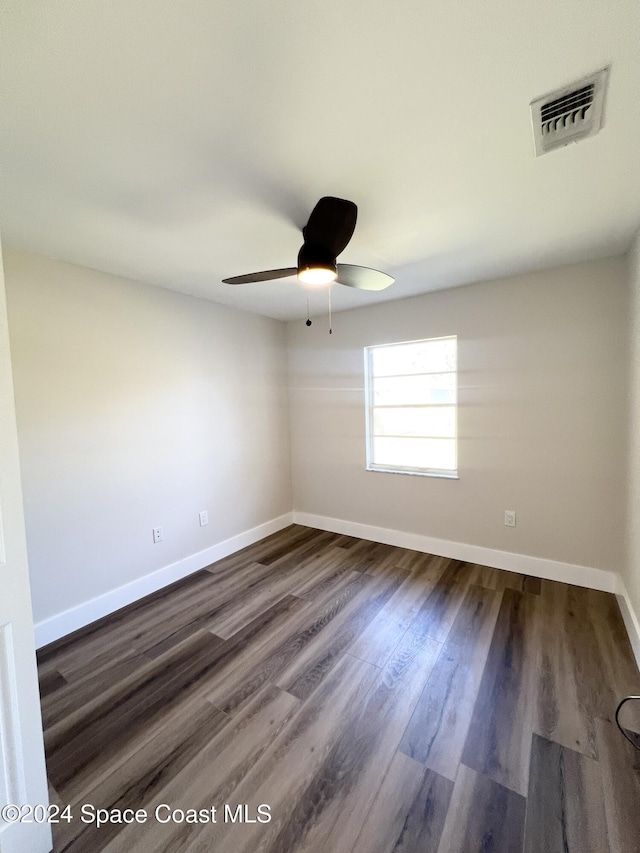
[2,1,640,321]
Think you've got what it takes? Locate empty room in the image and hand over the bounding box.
[1,2,640,852]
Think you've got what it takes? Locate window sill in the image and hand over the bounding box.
[366,466,459,480]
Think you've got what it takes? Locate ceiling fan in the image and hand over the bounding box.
[222,196,394,291]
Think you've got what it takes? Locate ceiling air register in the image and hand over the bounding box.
[530,67,609,156]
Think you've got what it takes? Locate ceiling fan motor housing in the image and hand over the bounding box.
[297,242,337,277]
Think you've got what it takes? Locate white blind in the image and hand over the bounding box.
[365,336,457,476]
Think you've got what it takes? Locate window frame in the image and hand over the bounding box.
[364,335,459,479]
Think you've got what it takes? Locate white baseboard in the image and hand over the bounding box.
[34,513,294,649]
[36,509,634,666]
[292,512,617,593]
[616,578,640,671]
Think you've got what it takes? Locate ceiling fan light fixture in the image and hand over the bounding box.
[297,262,337,286]
[297,242,337,285]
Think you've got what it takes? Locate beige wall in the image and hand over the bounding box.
[4,247,633,635]
[287,257,628,573]
[625,229,640,616]
[4,249,292,626]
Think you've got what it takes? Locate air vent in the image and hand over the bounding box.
[530,67,609,156]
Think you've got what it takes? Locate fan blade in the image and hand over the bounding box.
[303,197,357,258]
[336,264,394,291]
[222,268,297,284]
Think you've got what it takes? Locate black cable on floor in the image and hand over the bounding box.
[615,696,640,749]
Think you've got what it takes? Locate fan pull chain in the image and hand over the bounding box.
[328,285,332,335]
[305,292,312,327]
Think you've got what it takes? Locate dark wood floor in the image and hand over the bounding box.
[37,525,640,853]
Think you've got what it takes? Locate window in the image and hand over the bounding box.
[364,336,458,478]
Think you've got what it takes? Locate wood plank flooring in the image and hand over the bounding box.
[37,525,640,853]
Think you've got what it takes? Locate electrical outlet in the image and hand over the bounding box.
[153,526,163,543]
[504,510,516,528]
[199,510,208,527]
